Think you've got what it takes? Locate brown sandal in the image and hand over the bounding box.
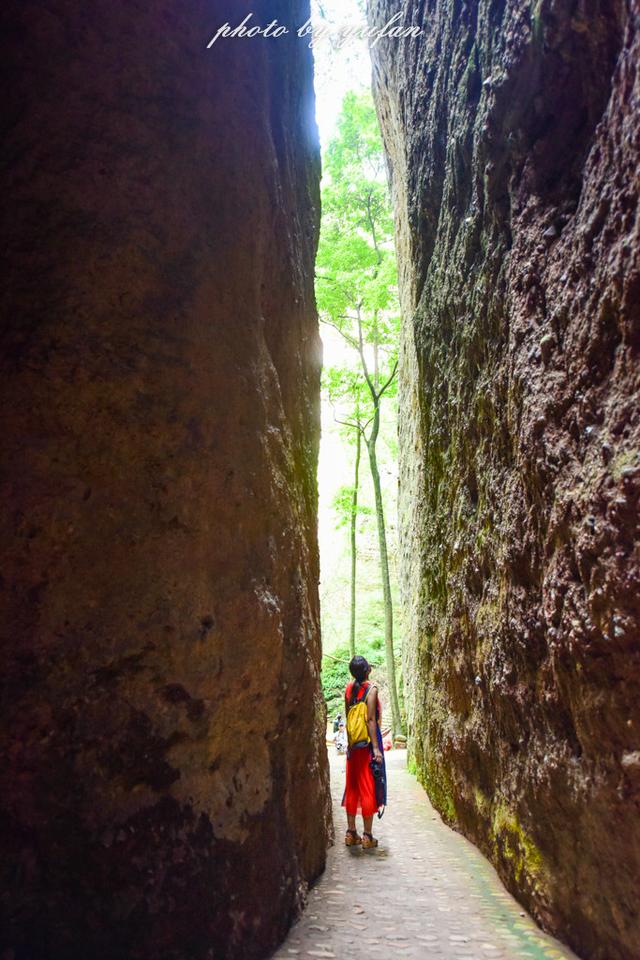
[362,832,378,849]
[345,829,362,846]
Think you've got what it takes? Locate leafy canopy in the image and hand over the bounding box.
[317,91,399,341]
[317,90,400,426]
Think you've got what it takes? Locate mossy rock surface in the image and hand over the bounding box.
[370,1,640,958]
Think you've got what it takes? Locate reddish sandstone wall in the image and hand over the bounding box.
[0,2,329,958]
[370,1,640,958]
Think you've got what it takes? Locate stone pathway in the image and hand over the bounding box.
[272,750,580,960]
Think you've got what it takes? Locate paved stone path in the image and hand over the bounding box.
[272,750,580,960]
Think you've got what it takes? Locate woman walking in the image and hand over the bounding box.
[342,655,386,848]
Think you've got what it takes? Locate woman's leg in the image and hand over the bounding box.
[344,759,361,842]
[361,813,378,847]
[345,811,361,845]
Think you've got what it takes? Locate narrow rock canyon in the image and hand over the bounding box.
[370,2,640,959]
[3,0,640,958]
[0,2,329,958]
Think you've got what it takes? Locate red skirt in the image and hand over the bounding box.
[342,746,377,817]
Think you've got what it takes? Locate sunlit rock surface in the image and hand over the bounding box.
[369,1,640,957]
[0,2,329,958]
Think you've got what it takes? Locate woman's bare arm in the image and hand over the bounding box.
[367,686,382,761]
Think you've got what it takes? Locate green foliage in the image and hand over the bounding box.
[321,640,383,721]
[331,485,372,528]
[321,648,352,720]
[316,91,400,398]
[317,89,405,736]
[322,364,373,433]
[331,485,354,527]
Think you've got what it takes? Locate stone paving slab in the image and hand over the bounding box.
[272,750,581,960]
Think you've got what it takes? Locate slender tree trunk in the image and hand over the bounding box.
[367,404,402,738]
[349,430,361,658]
[373,311,380,388]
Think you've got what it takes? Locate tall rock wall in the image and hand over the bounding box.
[369,1,640,957]
[0,2,329,958]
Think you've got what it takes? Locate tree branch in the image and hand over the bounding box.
[334,415,363,434]
[315,272,357,302]
[356,308,376,400]
[320,317,359,350]
[329,399,374,441]
[333,413,373,440]
[378,359,399,398]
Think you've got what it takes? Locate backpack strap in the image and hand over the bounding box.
[349,681,375,708]
[347,681,361,709]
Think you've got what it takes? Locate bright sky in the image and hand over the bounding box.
[310,0,372,149]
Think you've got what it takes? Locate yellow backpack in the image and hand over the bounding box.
[346,683,373,749]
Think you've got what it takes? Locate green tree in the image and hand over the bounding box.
[325,370,372,659]
[317,91,403,737]
[348,427,361,659]
[330,430,362,658]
